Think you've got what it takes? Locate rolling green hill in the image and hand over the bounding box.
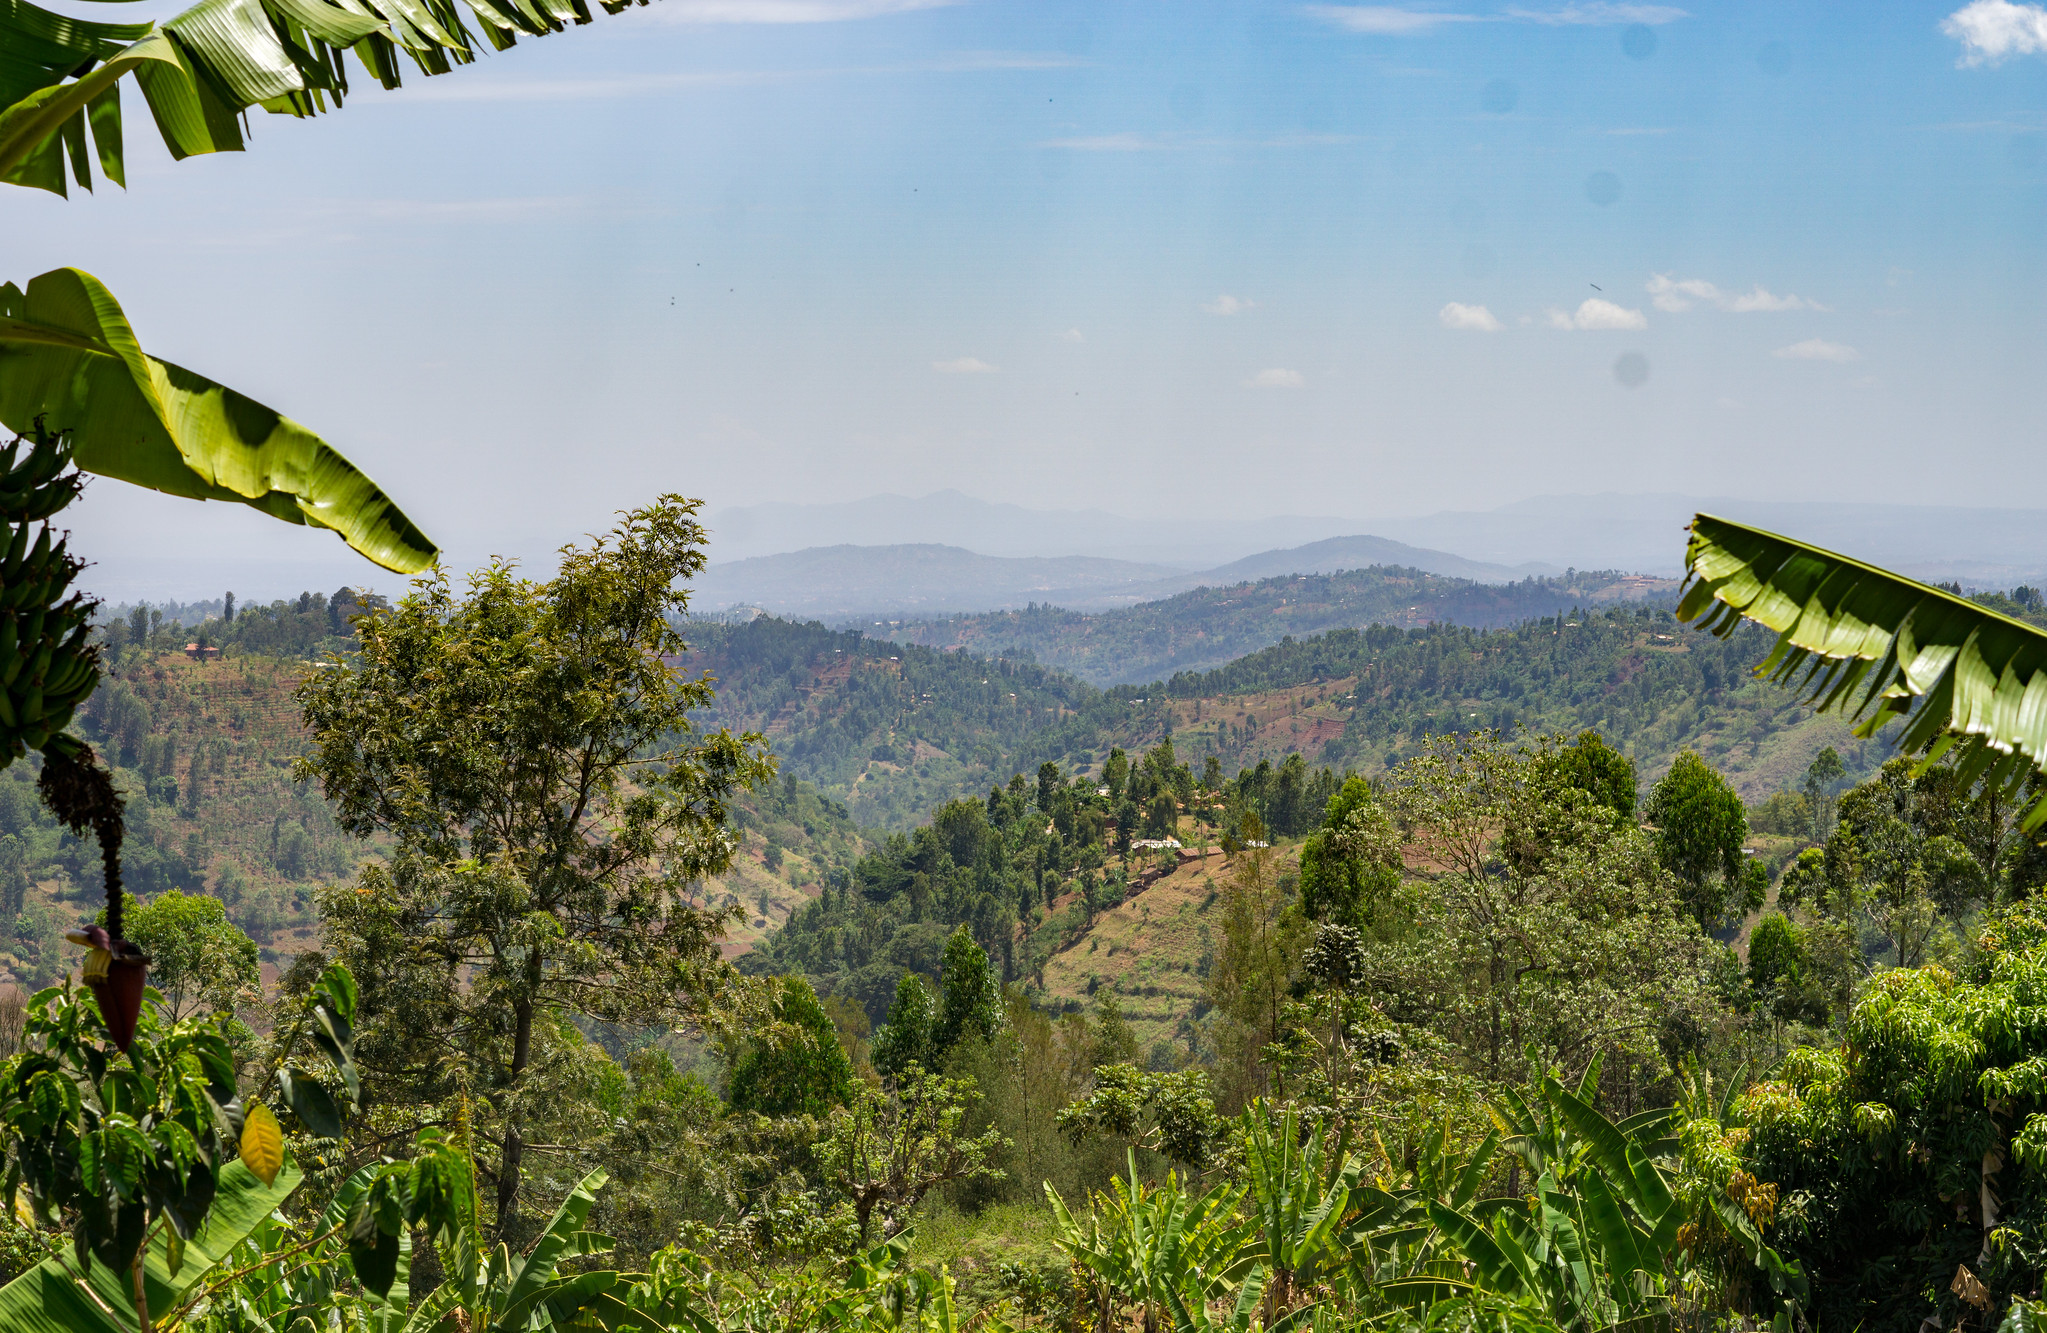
[0,638,867,984]
[682,603,1885,831]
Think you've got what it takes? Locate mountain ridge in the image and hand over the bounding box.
[692,535,1554,620]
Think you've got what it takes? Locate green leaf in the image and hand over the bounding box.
[1681,513,2047,830]
[277,1068,344,1140]
[503,1168,609,1310]
[1426,1201,1533,1297]
[0,1158,300,1332]
[0,267,436,573]
[1,0,661,198]
[1545,1079,1675,1225]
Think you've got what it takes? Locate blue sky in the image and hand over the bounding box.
[8,0,2047,597]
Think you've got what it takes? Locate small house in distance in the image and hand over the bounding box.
[184,642,221,661]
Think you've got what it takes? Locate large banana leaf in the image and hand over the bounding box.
[1680,513,2047,830]
[0,1159,302,1332]
[0,0,652,196]
[0,267,435,573]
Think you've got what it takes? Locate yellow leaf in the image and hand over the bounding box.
[240,1102,284,1186]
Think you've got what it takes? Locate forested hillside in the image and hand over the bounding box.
[0,594,869,983]
[683,604,1883,828]
[882,563,1678,685]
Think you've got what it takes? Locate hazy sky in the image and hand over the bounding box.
[8,0,2047,599]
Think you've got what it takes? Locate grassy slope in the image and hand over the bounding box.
[1034,844,1287,1059]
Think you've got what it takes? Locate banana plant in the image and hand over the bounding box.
[1681,513,2047,831]
[1336,1120,1510,1310]
[0,273,435,576]
[177,1159,415,1333]
[1236,1101,1359,1326]
[402,1166,670,1333]
[1045,1151,1258,1333]
[0,0,660,197]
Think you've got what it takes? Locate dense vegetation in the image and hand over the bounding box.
[883,565,1674,686]
[14,542,2047,1330]
[686,605,1886,829]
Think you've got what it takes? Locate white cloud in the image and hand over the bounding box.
[1203,294,1255,315]
[1724,286,1818,312]
[1646,273,1824,313]
[1772,339,1860,363]
[1943,0,2047,65]
[1547,298,1647,330]
[932,357,997,373]
[651,0,954,21]
[1507,2,1687,23]
[1646,274,1720,312]
[1059,328,1085,342]
[1305,5,1483,33]
[1246,368,1306,388]
[1438,302,1504,332]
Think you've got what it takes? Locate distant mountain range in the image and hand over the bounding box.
[689,534,1554,619]
[705,491,1386,569]
[705,491,2047,592]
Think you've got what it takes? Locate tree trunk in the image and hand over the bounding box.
[497,994,534,1235]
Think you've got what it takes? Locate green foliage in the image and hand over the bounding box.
[1550,730,1637,820]
[688,607,1876,837]
[0,273,433,574]
[1044,1150,1255,1333]
[1055,1065,1227,1172]
[730,976,857,1119]
[818,1065,1010,1242]
[1736,895,2047,1330]
[1680,513,2047,833]
[0,0,671,200]
[300,497,772,1230]
[1382,731,1720,1090]
[0,960,361,1331]
[0,980,248,1279]
[117,889,258,1021]
[1647,751,1749,929]
[934,927,1002,1056]
[1297,777,1400,931]
[873,974,937,1083]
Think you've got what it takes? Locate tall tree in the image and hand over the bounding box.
[0,834,25,917]
[299,496,770,1235]
[728,975,857,1119]
[1297,776,1401,932]
[932,926,1001,1055]
[119,889,260,1021]
[1647,751,1750,930]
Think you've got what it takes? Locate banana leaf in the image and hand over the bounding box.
[0,1158,302,1332]
[1681,513,2047,830]
[1,0,654,197]
[0,267,434,573]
